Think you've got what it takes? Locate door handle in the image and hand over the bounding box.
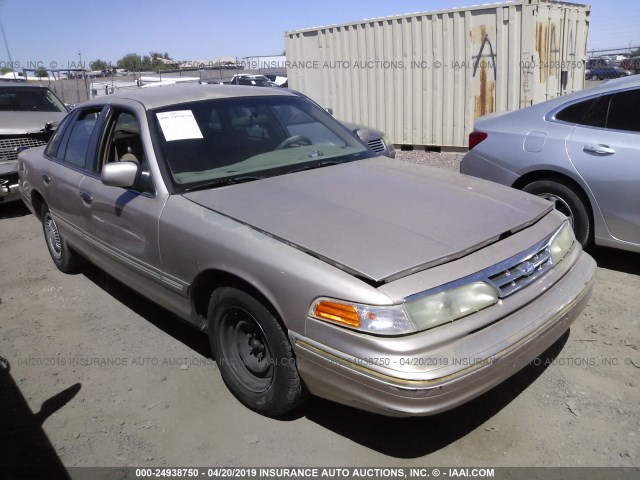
[42,174,51,184]
[583,144,615,155]
[79,191,93,204]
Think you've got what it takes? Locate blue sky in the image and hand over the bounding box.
[0,0,637,66]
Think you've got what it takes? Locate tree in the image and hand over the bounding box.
[117,52,173,72]
[116,53,143,71]
[35,67,48,78]
[90,59,110,71]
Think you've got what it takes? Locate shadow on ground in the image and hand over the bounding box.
[588,246,640,276]
[82,265,211,359]
[81,263,571,457]
[0,356,75,480]
[300,331,568,457]
[0,201,30,219]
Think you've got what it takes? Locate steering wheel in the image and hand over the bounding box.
[275,135,312,150]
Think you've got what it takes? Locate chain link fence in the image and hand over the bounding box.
[586,46,640,81]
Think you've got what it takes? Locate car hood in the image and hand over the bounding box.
[0,111,67,135]
[183,157,552,283]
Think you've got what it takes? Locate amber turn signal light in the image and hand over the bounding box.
[313,301,361,327]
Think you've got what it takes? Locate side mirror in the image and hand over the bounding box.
[325,107,333,116]
[102,161,139,188]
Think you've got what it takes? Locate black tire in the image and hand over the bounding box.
[41,204,84,273]
[207,287,306,416]
[522,180,592,248]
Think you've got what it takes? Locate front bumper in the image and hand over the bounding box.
[291,250,596,416]
[0,161,20,202]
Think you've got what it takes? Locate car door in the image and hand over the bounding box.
[565,88,640,245]
[81,107,168,294]
[42,107,103,245]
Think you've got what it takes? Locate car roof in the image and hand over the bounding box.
[526,75,640,112]
[596,74,640,91]
[82,83,297,110]
[476,75,640,125]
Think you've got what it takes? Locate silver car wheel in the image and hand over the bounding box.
[538,193,575,228]
[44,213,63,261]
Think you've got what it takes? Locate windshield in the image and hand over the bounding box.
[150,95,372,191]
[0,87,67,112]
[239,76,271,86]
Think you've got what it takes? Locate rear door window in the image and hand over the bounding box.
[606,89,640,132]
[556,98,598,124]
[60,109,101,169]
[44,113,75,158]
[577,94,611,129]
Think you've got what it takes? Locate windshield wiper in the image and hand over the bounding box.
[183,175,264,192]
[289,160,342,174]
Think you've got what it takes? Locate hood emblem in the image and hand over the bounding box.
[517,261,536,276]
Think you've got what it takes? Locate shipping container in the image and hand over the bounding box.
[285,0,590,148]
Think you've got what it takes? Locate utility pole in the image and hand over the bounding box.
[0,20,16,79]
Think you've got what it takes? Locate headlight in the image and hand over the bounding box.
[310,281,498,336]
[550,222,575,264]
[404,282,498,331]
[382,134,396,156]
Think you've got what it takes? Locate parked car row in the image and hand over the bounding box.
[16,84,595,417]
[585,57,637,80]
[585,65,633,80]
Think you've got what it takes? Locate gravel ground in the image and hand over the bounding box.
[395,149,464,171]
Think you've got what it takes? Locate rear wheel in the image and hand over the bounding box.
[207,287,306,416]
[522,180,592,248]
[41,204,84,273]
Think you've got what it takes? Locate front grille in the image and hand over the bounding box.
[0,134,50,162]
[367,138,386,153]
[488,245,554,298]
[404,226,569,305]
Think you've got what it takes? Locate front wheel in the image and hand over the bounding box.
[41,204,84,273]
[207,287,306,416]
[522,180,592,248]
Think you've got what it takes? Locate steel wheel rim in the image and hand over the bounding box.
[44,214,63,261]
[538,193,574,228]
[219,306,273,393]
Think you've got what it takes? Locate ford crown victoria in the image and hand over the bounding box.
[18,85,596,417]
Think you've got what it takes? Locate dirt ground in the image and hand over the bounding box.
[0,153,639,472]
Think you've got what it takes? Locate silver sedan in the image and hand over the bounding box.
[461,75,640,253]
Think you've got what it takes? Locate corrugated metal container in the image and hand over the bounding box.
[285,0,590,148]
